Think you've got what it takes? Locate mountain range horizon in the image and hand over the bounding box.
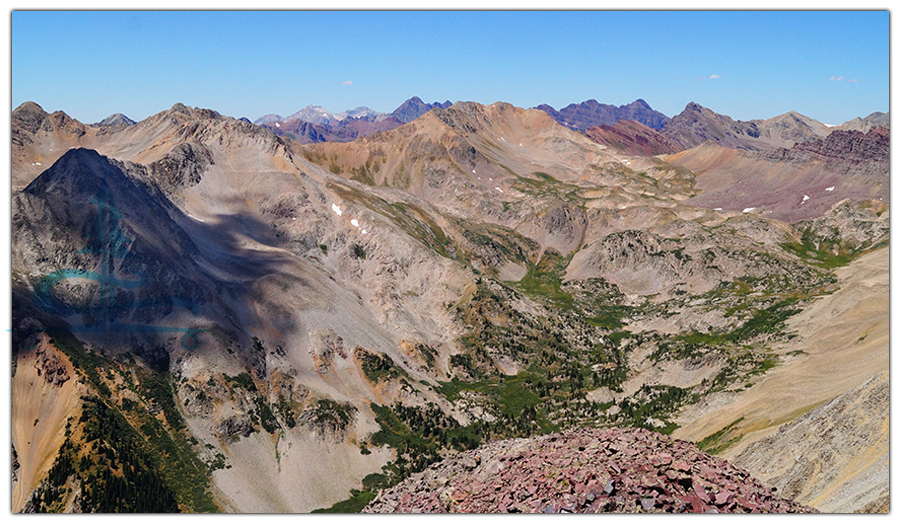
[10,89,889,514]
[32,95,886,134]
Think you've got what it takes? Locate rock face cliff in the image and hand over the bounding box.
[364,427,816,513]
[767,126,889,173]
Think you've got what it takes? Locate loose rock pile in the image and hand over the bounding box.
[363,427,817,513]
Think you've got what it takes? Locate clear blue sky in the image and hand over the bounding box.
[11,10,889,125]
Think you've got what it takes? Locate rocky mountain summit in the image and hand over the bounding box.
[364,427,816,513]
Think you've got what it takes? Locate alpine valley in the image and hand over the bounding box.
[10,96,889,513]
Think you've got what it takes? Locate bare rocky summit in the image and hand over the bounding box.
[364,427,816,513]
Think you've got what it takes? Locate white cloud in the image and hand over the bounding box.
[342,80,353,85]
[829,75,859,83]
[696,74,721,80]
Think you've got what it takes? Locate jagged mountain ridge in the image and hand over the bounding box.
[250,97,451,145]
[660,102,832,152]
[535,98,670,132]
[11,98,889,513]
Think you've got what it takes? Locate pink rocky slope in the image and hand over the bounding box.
[363,427,817,514]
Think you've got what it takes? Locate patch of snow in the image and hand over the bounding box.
[500,136,505,141]
[275,122,280,127]
[801,195,810,204]
[331,203,343,216]
[519,143,523,147]
[33,162,41,166]
[473,169,476,173]
[187,214,205,223]
[713,208,722,211]
[742,207,757,213]
[489,178,492,181]
[351,219,359,227]
[824,124,838,128]
[361,229,367,235]
[495,187,503,193]
[826,186,835,192]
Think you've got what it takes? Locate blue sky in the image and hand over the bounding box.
[11,10,889,125]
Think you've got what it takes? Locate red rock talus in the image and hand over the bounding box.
[363,427,818,513]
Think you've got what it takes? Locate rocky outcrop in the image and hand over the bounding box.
[364,427,816,513]
[568,228,805,298]
[148,141,214,191]
[766,127,889,172]
[216,416,256,439]
[35,347,70,386]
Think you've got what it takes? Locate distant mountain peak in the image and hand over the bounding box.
[285,105,337,125]
[92,113,136,128]
[253,113,284,126]
[536,98,669,131]
[390,96,450,124]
